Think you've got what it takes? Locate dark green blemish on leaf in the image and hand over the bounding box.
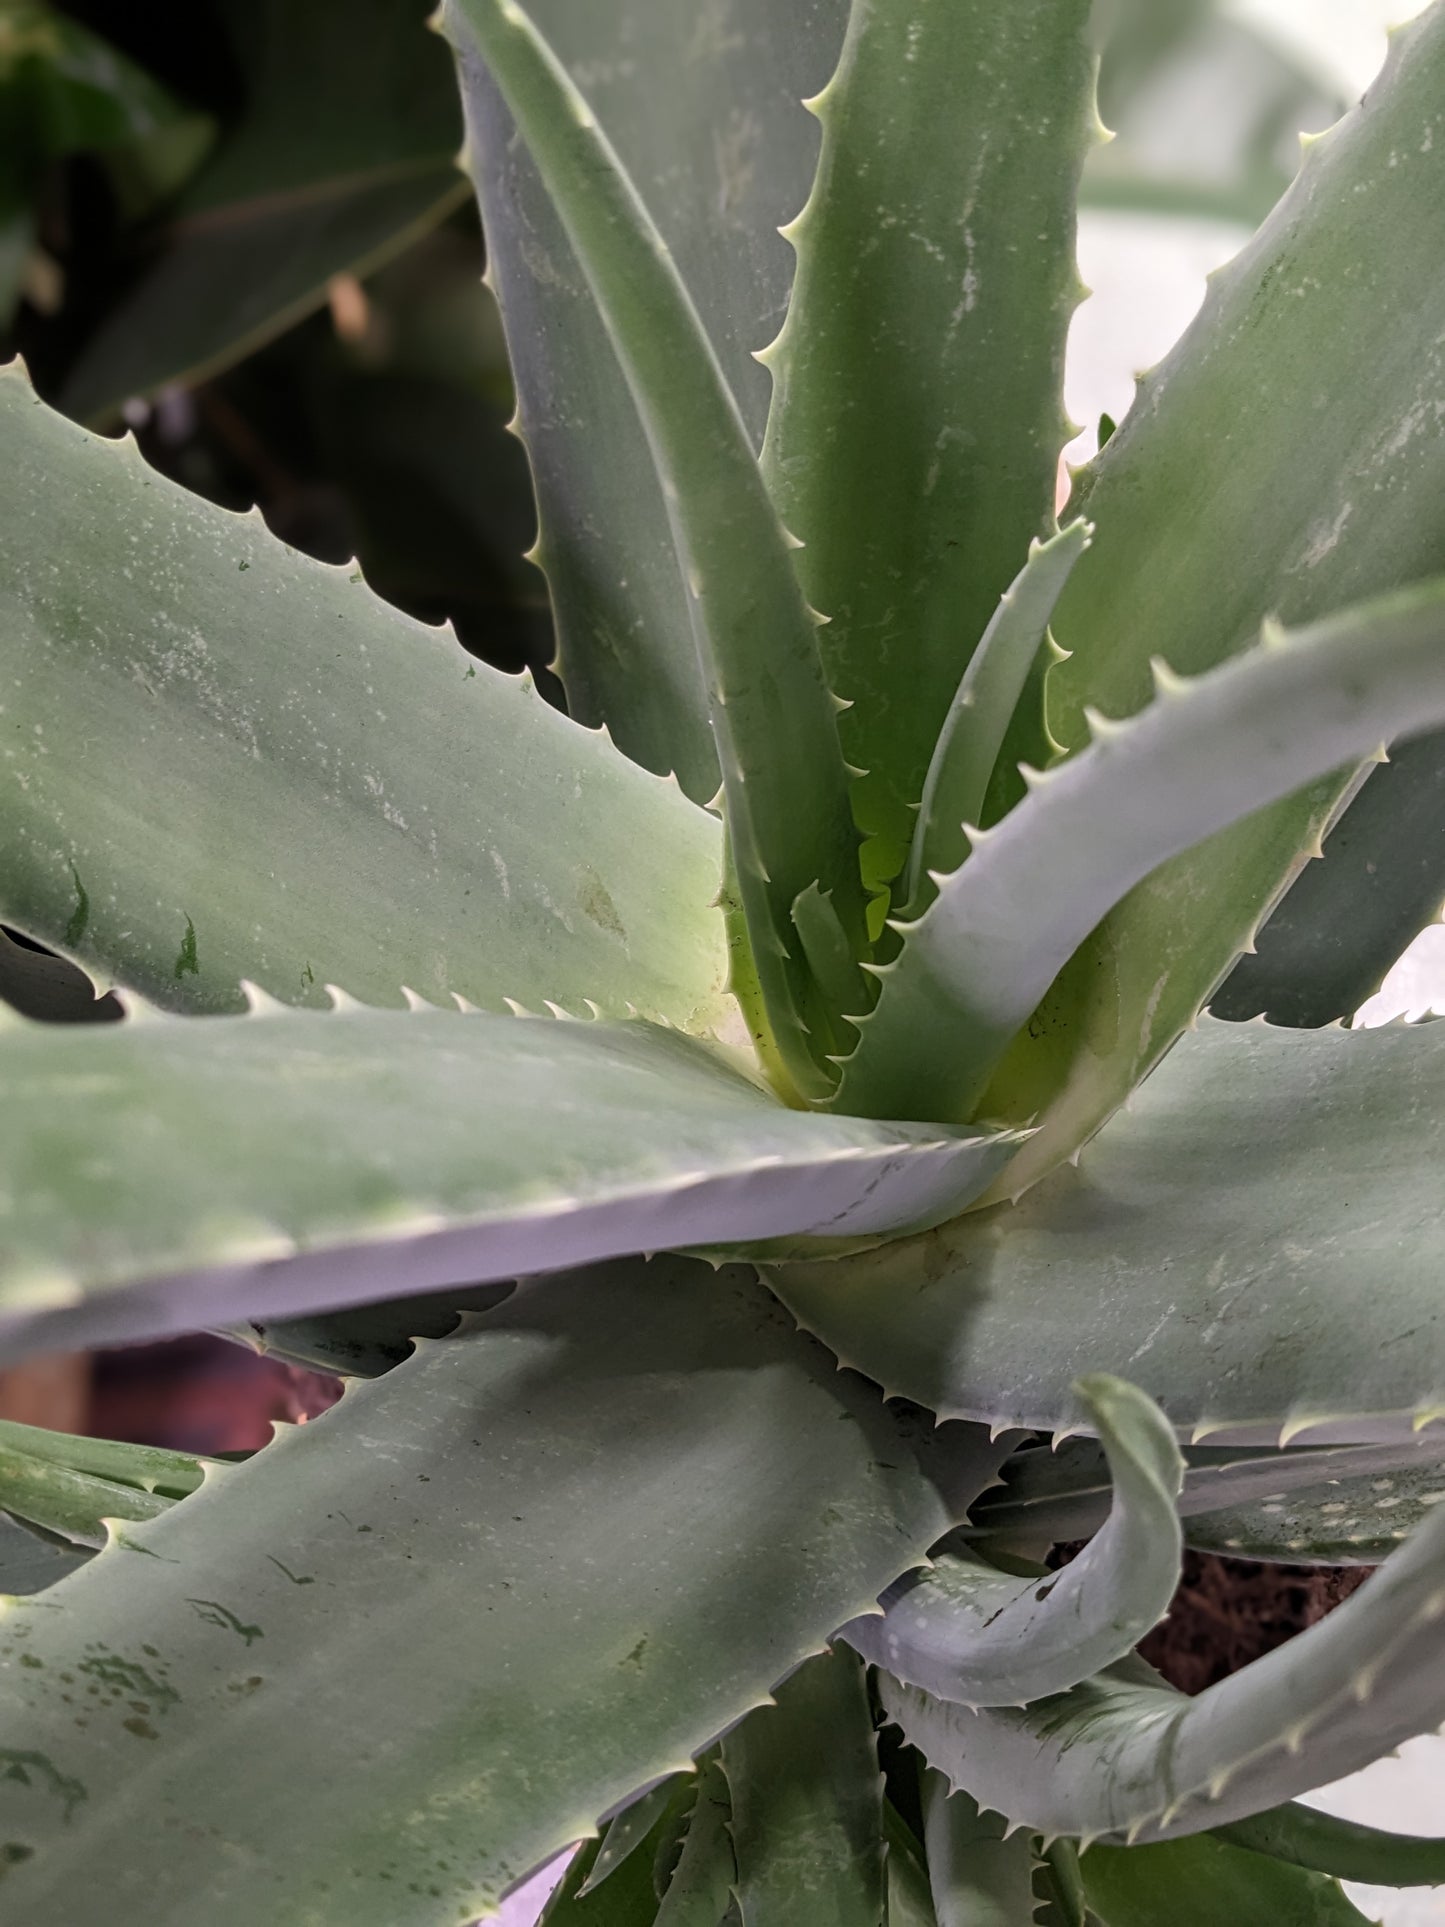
[173,915,199,981]
[464,665,476,679]
[64,865,88,948]
[122,1717,157,1741]
[186,1600,263,1646]
[578,869,627,941]
[0,1750,86,1821]
[619,1637,647,1671]
[237,560,250,572]
[114,1534,177,1562]
[266,1556,314,1586]
[0,1842,35,1877]
[77,1654,178,1713]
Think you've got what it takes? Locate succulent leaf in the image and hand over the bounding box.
[654,1756,735,1927]
[840,1378,1182,1706]
[973,1435,1445,1551]
[836,579,1445,1125]
[1185,1454,1445,1566]
[0,1003,1022,1364]
[0,1513,92,1597]
[904,523,1092,917]
[772,1015,1445,1440]
[1213,1804,1445,1889]
[879,1487,1445,1840]
[454,0,848,799]
[0,364,728,1034]
[0,1442,172,1549]
[921,1770,1037,1927]
[1081,1831,1372,1926]
[0,1258,1008,1925]
[1216,723,1445,1025]
[578,1778,686,1897]
[884,1799,941,1927]
[983,3,1445,1180]
[443,0,866,1096]
[721,1645,885,1927]
[761,0,1096,896]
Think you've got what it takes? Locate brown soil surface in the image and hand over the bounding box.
[1141,1550,1372,1694]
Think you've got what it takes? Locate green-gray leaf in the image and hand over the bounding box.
[0,1001,1023,1363]
[1185,1456,1445,1566]
[878,1489,1445,1841]
[1214,1803,1445,1890]
[761,0,1096,900]
[654,1756,735,1927]
[982,4,1445,1183]
[836,579,1445,1126]
[580,1780,686,1897]
[1081,1831,1372,1926]
[722,1645,884,1927]
[0,1258,1005,1926]
[904,523,1092,917]
[444,0,865,1098]
[923,1772,1037,1927]
[455,0,846,799]
[840,1377,1181,1706]
[0,362,729,1034]
[1215,725,1445,1025]
[770,1016,1445,1442]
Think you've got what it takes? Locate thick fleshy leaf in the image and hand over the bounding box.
[0,1422,204,1501]
[0,1513,89,1596]
[722,1646,884,1927]
[771,1017,1445,1443]
[841,1378,1181,1706]
[1184,1456,1445,1565]
[835,579,1445,1125]
[455,0,847,800]
[979,5,1445,1185]
[0,1259,1006,1926]
[58,0,466,424]
[904,524,1092,916]
[654,1757,735,1927]
[0,931,118,1024]
[0,1002,1022,1363]
[0,363,729,1032]
[922,1772,1037,1927]
[1082,1832,1371,1926]
[579,1779,686,1898]
[234,1283,517,1380]
[760,0,1096,895]
[878,1492,1445,1842]
[1214,1805,1445,1889]
[971,1435,1445,1551]
[0,1446,168,1548]
[445,0,865,1098]
[884,1802,940,1927]
[1216,725,1445,1025]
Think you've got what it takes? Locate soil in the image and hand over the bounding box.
[1141,1550,1372,1694]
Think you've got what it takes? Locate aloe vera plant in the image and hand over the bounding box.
[1,1,1445,1922]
